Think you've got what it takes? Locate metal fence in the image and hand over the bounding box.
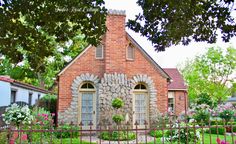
[0,119,235,144]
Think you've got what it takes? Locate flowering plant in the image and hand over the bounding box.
[216,138,229,144]
[32,107,54,129]
[2,104,33,126]
[162,121,201,143]
[214,103,235,123]
[185,103,211,124]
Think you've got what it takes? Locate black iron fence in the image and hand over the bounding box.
[0,119,235,144]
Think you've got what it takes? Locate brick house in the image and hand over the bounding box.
[57,10,188,128]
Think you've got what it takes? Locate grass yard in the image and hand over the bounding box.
[52,138,96,144]
[147,134,235,144]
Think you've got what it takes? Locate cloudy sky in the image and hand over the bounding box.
[104,0,236,68]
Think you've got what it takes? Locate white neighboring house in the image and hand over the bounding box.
[0,76,49,107]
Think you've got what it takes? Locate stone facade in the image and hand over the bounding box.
[58,73,100,124]
[58,73,158,126]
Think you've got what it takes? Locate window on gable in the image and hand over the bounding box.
[127,45,134,60]
[95,45,103,59]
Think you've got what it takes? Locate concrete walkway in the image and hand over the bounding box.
[81,134,155,144]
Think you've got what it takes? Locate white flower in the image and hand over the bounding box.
[57,46,64,53]
[64,55,72,62]
[65,40,73,48]
[16,61,24,66]
[47,56,55,63]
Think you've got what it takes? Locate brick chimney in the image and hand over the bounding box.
[104,10,127,73]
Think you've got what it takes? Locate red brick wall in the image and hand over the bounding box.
[58,47,105,112]
[58,13,168,114]
[174,90,188,115]
[125,47,168,113]
[104,14,126,73]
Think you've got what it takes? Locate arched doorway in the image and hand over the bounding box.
[78,82,96,129]
[133,83,149,128]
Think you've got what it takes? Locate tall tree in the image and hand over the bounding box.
[0,35,87,89]
[180,46,236,103]
[0,0,107,73]
[127,0,236,51]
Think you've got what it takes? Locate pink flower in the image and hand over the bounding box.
[37,114,41,116]
[216,138,229,144]
[51,113,55,116]
[21,134,27,141]
[44,117,48,120]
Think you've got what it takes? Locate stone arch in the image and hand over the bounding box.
[58,73,100,124]
[131,74,157,126]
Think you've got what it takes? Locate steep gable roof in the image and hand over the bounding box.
[127,33,171,80]
[163,68,187,90]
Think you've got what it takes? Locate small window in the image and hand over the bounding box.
[168,98,174,112]
[134,84,146,90]
[28,93,33,106]
[10,90,17,104]
[38,94,41,100]
[127,45,134,60]
[168,92,175,112]
[80,82,95,89]
[95,45,103,59]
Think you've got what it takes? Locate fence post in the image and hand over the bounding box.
[162,119,165,144]
[126,121,129,144]
[79,121,83,144]
[89,121,93,144]
[208,119,212,144]
[108,121,111,144]
[19,124,22,144]
[230,119,234,144]
[177,120,180,144]
[200,119,204,144]
[152,121,156,144]
[223,119,227,143]
[98,122,102,144]
[169,118,172,144]
[117,123,120,144]
[70,121,74,144]
[144,120,148,144]
[135,121,138,144]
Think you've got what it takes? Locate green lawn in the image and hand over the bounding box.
[52,138,96,144]
[147,134,235,144]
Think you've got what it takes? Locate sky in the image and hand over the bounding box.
[104,0,236,68]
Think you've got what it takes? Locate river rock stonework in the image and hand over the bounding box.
[58,73,157,127]
[98,73,133,125]
[58,73,100,124]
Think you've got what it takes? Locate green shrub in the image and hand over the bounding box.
[99,131,135,141]
[206,125,226,135]
[195,93,215,107]
[193,109,210,125]
[149,130,168,138]
[112,98,124,109]
[54,124,79,138]
[0,132,8,143]
[209,119,223,125]
[219,109,235,123]
[38,94,57,113]
[112,114,124,124]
